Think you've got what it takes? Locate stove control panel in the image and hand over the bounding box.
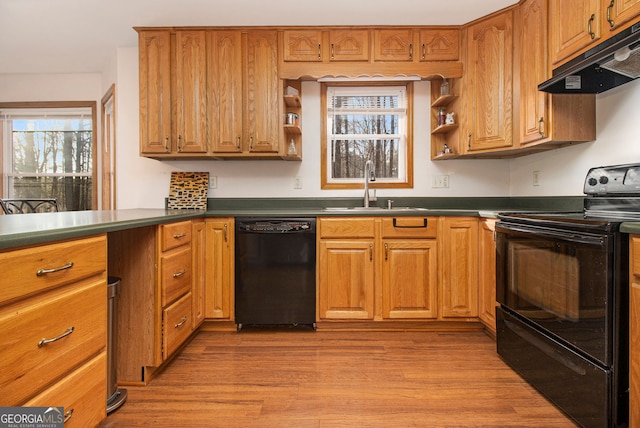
[584,163,640,195]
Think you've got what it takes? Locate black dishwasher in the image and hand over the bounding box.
[235,218,316,331]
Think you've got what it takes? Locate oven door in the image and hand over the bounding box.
[496,221,613,366]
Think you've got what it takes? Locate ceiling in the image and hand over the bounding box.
[0,0,518,75]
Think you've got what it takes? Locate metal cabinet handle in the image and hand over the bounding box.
[331,43,335,59]
[607,0,615,28]
[173,269,187,278]
[393,218,428,228]
[250,136,254,150]
[223,224,228,242]
[174,315,188,328]
[538,117,545,137]
[64,408,74,423]
[369,243,373,261]
[385,243,389,260]
[421,43,426,60]
[177,135,182,152]
[467,133,472,150]
[36,261,74,277]
[588,14,596,39]
[409,43,413,61]
[38,326,74,348]
[173,232,187,239]
[164,136,169,152]
[237,136,241,148]
[318,43,321,60]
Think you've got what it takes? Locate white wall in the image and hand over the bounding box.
[114,47,511,209]
[508,78,640,196]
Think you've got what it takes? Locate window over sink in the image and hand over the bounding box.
[321,82,414,189]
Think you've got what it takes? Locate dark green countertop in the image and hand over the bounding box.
[620,222,640,234]
[0,209,203,250]
[0,196,586,251]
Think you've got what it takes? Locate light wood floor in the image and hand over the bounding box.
[100,330,576,427]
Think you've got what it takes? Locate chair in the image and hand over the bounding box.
[0,198,59,214]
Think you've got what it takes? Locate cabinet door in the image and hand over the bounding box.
[205,218,233,319]
[516,0,549,146]
[208,31,243,153]
[374,29,414,61]
[328,30,370,61]
[191,219,205,328]
[283,30,323,61]
[244,30,281,153]
[606,0,640,32]
[173,31,207,153]
[464,10,513,152]
[139,30,171,154]
[478,219,497,332]
[440,217,479,318]
[382,239,438,319]
[418,28,459,61]
[318,240,375,319]
[549,0,601,66]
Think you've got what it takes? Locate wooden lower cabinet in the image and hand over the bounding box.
[0,235,108,426]
[630,235,640,426]
[318,239,375,319]
[204,218,234,320]
[439,217,479,319]
[478,218,497,334]
[108,220,198,385]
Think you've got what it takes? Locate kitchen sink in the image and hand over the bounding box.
[322,206,429,212]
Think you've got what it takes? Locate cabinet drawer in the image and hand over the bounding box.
[381,217,437,238]
[160,221,192,251]
[0,235,107,305]
[25,352,106,427]
[0,279,106,405]
[319,217,375,238]
[160,246,192,306]
[163,291,193,358]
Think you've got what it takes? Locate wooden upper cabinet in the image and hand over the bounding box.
[244,30,281,153]
[208,31,243,153]
[173,31,207,154]
[374,29,414,61]
[606,0,640,32]
[549,0,601,66]
[283,30,323,61]
[328,30,370,61]
[139,30,171,154]
[463,10,513,153]
[418,28,459,61]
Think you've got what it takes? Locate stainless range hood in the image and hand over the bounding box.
[539,20,640,94]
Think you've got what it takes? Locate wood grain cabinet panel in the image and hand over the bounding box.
[328,30,370,61]
[463,9,513,153]
[630,236,640,427]
[478,219,497,334]
[549,0,602,66]
[204,218,234,320]
[374,29,414,61]
[163,291,194,358]
[418,28,459,61]
[283,30,323,61]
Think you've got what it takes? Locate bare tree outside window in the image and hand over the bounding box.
[322,84,411,189]
[1,104,96,211]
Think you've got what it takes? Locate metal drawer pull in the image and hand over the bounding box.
[393,218,428,228]
[385,243,389,260]
[173,269,187,278]
[173,232,187,239]
[38,326,74,348]
[36,262,74,276]
[588,14,596,39]
[175,316,188,328]
[64,408,74,423]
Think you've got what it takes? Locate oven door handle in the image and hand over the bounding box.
[496,223,607,248]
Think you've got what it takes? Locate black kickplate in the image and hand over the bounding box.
[236,323,317,332]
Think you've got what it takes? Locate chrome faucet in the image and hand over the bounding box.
[364,160,377,207]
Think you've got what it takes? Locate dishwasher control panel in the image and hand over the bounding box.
[237,218,315,233]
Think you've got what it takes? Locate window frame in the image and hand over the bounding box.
[320,81,414,190]
[0,101,98,210]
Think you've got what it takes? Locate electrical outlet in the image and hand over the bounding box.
[209,176,218,189]
[432,175,450,188]
[532,170,540,187]
[294,177,303,189]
